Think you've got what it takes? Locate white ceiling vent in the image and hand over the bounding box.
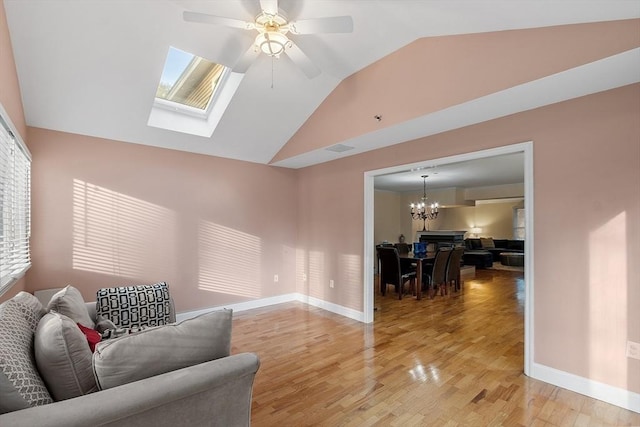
[325,144,354,153]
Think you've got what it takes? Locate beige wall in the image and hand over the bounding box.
[26,128,298,312]
[397,184,526,241]
[296,84,640,394]
[387,195,521,243]
[374,190,403,245]
[437,202,523,239]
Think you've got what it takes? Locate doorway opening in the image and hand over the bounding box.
[362,141,534,376]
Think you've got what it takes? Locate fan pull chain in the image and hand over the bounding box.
[271,57,275,89]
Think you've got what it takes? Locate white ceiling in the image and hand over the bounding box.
[374,152,524,193]
[4,0,640,173]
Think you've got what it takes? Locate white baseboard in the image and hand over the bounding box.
[531,363,640,413]
[296,294,365,322]
[176,293,299,322]
[176,293,364,323]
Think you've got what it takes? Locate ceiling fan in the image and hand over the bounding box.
[183,0,353,78]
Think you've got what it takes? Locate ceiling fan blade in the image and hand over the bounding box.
[233,45,260,73]
[286,43,321,79]
[183,11,253,30]
[288,16,353,34]
[260,0,279,16]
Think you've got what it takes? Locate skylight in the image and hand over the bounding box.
[155,47,227,111]
[148,46,244,138]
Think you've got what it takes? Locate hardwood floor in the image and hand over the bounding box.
[231,270,640,426]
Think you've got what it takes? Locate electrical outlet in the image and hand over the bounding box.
[273,274,279,283]
[627,341,640,360]
[302,273,307,282]
[329,279,334,288]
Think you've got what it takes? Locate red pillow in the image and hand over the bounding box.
[77,323,101,352]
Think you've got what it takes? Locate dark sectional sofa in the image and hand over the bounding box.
[463,238,524,268]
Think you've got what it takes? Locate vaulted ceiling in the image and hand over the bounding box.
[4,0,640,175]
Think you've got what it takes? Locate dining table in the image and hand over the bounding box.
[400,252,435,300]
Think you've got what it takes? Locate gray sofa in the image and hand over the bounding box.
[0,288,260,426]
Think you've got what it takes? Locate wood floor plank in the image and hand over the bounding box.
[231,270,640,426]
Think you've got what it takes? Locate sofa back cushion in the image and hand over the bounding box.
[480,237,495,248]
[96,282,173,329]
[0,296,53,414]
[507,240,525,251]
[93,309,232,390]
[34,312,98,401]
[465,238,482,250]
[493,239,508,249]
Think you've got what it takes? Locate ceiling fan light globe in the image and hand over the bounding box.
[256,31,290,57]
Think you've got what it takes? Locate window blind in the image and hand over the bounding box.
[0,113,31,292]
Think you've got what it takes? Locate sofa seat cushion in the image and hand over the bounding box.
[0,297,53,414]
[47,285,95,329]
[96,282,171,329]
[93,309,232,390]
[34,312,98,401]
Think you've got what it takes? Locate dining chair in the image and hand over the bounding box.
[378,247,416,299]
[444,247,465,293]
[394,242,411,257]
[376,243,395,277]
[422,248,452,298]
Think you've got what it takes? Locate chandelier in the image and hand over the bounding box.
[410,175,439,231]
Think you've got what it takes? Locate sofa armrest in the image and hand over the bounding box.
[0,352,260,427]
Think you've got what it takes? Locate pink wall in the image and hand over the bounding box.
[296,84,640,393]
[0,0,26,140]
[26,128,298,312]
[273,19,639,162]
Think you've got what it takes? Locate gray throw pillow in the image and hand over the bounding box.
[93,309,232,390]
[34,312,98,401]
[47,285,95,329]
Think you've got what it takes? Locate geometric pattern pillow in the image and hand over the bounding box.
[96,282,171,329]
[0,300,53,414]
[100,325,150,340]
[11,292,47,332]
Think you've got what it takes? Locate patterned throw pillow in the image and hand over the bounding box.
[96,282,171,329]
[12,292,47,331]
[100,325,150,340]
[0,300,53,414]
